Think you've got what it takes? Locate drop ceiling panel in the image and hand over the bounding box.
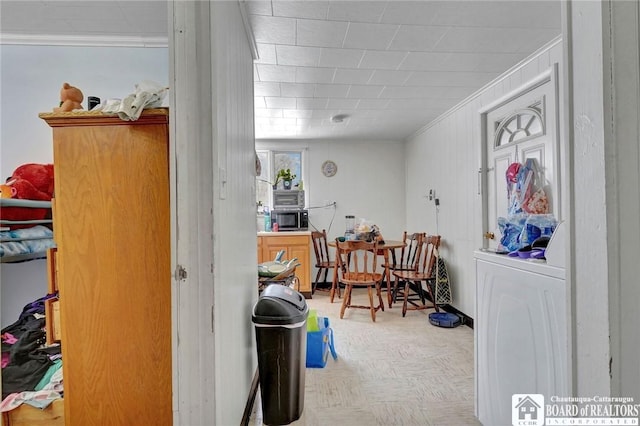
[0,0,562,141]
[249,15,296,44]
[296,19,348,48]
[343,22,399,50]
[326,1,387,23]
[275,45,321,66]
[273,1,329,20]
[332,68,374,84]
[318,48,364,68]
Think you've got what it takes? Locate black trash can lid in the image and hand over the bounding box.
[252,285,308,325]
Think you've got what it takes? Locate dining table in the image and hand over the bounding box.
[328,238,406,308]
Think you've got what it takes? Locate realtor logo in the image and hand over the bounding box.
[512,394,544,426]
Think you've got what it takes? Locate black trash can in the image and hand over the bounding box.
[252,284,309,425]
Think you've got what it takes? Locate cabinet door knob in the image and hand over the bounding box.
[484,232,495,240]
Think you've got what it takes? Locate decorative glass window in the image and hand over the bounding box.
[494,101,544,148]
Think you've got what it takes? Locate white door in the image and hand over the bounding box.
[481,66,559,251]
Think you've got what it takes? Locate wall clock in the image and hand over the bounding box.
[321,160,337,177]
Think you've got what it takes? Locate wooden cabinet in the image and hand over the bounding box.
[40,109,172,426]
[258,232,311,297]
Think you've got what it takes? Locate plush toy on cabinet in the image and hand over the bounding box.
[53,82,84,112]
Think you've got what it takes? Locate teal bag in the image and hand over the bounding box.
[305,316,337,368]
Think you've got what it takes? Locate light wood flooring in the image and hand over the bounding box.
[249,288,480,426]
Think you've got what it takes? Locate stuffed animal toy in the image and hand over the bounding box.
[0,163,54,227]
[54,82,84,112]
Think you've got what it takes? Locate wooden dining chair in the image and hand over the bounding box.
[335,239,385,322]
[389,231,425,305]
[392,235,441,317]
[311,229,336,295]
[389,231,425,273]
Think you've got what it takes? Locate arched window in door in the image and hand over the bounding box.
[494,101,545,148]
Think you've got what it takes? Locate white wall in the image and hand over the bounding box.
[256,139,406,264]
[405,38,564,318]
[569,0,640,400]
[0,44,168,328]
[170,1,256,424]
[210,2,258,424]
[0,44,168,178]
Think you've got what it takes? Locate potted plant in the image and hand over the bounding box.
[276,168,296,190]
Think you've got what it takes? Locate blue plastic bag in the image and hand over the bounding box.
[306,316,337,368]
[498,214,557,251]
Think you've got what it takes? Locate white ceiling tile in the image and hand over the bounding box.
[380,1,447,26]
[356,99,390,109]
[326,98,360,109]
[276,45,321,66]
[256,64,297,83]
[431,1,560,29]
[272,1,329,19]
[296,19,348,48]
[368,70,412,85]
[343,22,399,50]
[434,27,537,53]
[255,43,277,64]
[254,108,283,118]
[517,29,562,53]
[249,15,296,44]
[404,71,497,87]
[312,110,336,119]
[295,67,335,84]
[244,1,273,17]
[474,53,528,73]
[255,117,297,127]
[265,97,297,109]
[359,50,408,70]
[382,85,477,99]
[388,25,447,51]
[380,86,439,99]
[318,48,364,68]
[387,98,458,110]
[327,1,387,23]
[332,68,374,84]
[314,84,349,98]
[281,83,316,98]
[254,82,281,97]
[297,98,329,109]
[347,85,384,98]
[0,0,562,141]
[283,109,313,118]
[400,52,474,72]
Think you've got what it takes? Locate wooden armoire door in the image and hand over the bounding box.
[41,109,172,426]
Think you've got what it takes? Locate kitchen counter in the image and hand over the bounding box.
[258,231,311,237]
[257,232,312,297]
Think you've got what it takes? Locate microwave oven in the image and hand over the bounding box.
[273,190,305,210]
[271,209,308,231]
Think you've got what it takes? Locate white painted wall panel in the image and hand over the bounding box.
[405,38,564,318]
[170,1,255,424]
[210,2,257,424]
[602,0,640,401]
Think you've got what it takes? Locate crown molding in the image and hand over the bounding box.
[0,33,168,48]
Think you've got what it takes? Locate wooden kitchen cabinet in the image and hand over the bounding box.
[40,109,172,426]
[258,232,312,297]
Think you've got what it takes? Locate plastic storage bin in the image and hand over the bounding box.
[252,284,309,425]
